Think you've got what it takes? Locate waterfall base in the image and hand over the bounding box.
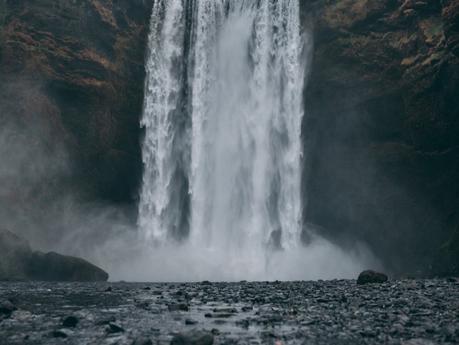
[96,235,378,282]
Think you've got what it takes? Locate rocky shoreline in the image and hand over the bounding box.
[0,279,458,344]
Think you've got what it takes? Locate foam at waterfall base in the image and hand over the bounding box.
[93,234,380,282]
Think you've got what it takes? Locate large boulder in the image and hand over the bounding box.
[26,252,109,282]
[357,270,388,285]
[0,229,108,282]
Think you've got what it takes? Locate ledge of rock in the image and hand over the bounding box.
[0,230,108,282]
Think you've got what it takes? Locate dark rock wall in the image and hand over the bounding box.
[302,0,459,276]
[0,0,153,203]
[1,0,458,275]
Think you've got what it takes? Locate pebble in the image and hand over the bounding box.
[62,315,79,328]
[51,330,68,338]
[0,280,457,345]
[106,322,125,333]
[0,300,17,316]
[168,303,189,312]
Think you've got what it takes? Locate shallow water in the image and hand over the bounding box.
[1,280,458,344]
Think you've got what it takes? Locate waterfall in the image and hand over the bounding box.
[137,0,347,280]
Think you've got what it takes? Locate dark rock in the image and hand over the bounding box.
[0,300,17,316]
[0,230,108,282]
[168,303,189,312]
[62,315,79,328]
[96,316,117,325]
[170,330,214,345]
[212,307,237,314]
[357,270,389,285]
[106,322,125,333]
[185,318,198,325]
[27,251,109,282]
[51,330,68,338]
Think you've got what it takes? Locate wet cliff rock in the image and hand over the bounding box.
[302,0,459,276]
[0,0,153,202]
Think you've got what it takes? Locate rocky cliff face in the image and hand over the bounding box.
[302,0,459,275]
[1,0,458,276]
[0,0,152,203]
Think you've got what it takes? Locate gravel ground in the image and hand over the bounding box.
[0,279,458,345]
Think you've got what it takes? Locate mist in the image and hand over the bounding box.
[0,78,380,282]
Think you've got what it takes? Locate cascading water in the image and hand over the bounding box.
[135,0,373,281]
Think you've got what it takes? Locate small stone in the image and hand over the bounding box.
[96,316,116,325]
[105,286,113,292]
[62,315,79,328]
[168,303,189,312]
[0,300,17,316]
[357,270,388,285]
[107,322,124,333]
[170,330,214,345]
[185,318,198,325]
[51,330,68,338]
[212,307,237,313]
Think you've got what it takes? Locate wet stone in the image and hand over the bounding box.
[51,330,68,338]
[169,303,189,312]
[0,300,17,316]
[357,270,388,285]
[106,322,124,333]
[95,315,116,325]
[171,330,214,345]
[62,315,78,328]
